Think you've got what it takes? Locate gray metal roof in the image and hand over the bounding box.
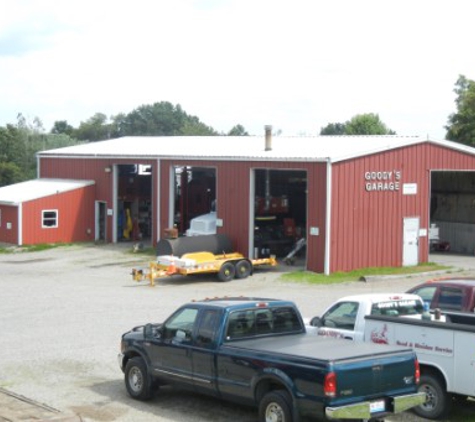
[37,135,475,163]
[0,179,95,206]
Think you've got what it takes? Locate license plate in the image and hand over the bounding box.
[370,399,385,413]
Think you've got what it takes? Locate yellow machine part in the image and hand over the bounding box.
[181,251,245,262]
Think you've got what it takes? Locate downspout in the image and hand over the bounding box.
[324,158,332,275]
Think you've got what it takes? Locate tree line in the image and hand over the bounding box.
[1,75,474,187]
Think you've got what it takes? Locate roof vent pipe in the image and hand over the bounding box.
[265,125,272,151]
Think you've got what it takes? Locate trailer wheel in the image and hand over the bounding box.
[124,357,156,401]
[413,372,451,419]
[217,262,235,282]
[258,390,292,422]
[235,260,252,279]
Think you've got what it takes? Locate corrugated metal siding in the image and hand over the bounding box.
[159,160,327,271]
[38,141,475,273]
[306,164,327,273]
[330,143,475,272]
[22,185,96,245]
[39,157,156,242]
[0,205,18,244]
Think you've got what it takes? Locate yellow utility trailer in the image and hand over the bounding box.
[132,251,277,286]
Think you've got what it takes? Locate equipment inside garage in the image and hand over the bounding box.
[173,166,216,235]
[254,169,307,261]
[431,171,475,254]
[117,164,152,242]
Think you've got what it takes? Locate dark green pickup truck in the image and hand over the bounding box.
[118,297,425,421]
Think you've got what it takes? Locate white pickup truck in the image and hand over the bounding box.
[365,310,475,419]
[308,293,474,419]
[307,293,425,341]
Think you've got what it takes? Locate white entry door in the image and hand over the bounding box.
[403,217,419,266]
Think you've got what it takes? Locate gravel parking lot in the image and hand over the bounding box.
[1,243,475,422]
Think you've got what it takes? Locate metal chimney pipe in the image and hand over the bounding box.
[265,125,272,151]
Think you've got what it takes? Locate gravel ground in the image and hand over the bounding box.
[1,243,475,422]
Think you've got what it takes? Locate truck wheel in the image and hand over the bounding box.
[218,262,235,282]
[413,373,451,419]
[235,260,252,279]
[259,390,292,422]
[125,357,155,400]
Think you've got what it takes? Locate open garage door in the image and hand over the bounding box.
[116,164,152,242]
[252,169,307,264]
[431,171,475,254]
[172,166,216,236]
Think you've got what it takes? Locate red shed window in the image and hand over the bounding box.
[42,210,58,228]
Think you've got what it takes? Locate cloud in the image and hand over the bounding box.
[0,0,474,139]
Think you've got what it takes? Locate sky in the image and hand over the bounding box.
[0,0,474,140]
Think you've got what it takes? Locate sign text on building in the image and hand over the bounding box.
[364,170,401,192]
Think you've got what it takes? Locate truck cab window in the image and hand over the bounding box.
[372,299,422,316]
[438,287,464,310]
[411,286,437,306]
[163,307,198,340]
[226,307,302,340]
[227,311,254,339]
[196,309,219,347]
[322,302,358,330]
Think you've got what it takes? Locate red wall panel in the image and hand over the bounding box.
[21,185,96,245]
[160,159,327,272]
[330,143,475,272]
[0,205,19,244]
[38,141,475,273]
[39,157,157,242]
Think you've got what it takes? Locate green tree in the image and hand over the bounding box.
[446,75,475,145]
[0,114,82,185]
[51,120,74,136]
[345,113,395,135]
[179,117,217,135]
[114,102,216,137]
[320,122,346,135]
[0,161,23,187]
[73,113,110,142]
[321,114,395,136]
[228,124,249,136]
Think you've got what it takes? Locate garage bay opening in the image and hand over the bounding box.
[253,169,307,264]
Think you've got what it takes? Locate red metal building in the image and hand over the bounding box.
[10,132,475,274]
[0,179,96,245]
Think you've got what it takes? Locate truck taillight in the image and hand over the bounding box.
[324,372,337,397]
[415,358,420,384]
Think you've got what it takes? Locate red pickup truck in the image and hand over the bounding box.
[407,278,475,312]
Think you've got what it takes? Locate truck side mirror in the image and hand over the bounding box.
[310,316,322,327]
[144,323,162,339]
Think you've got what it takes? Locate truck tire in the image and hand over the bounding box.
[259,390,292,422]
[235,260,252,279]
[413,373,451,419]
[217,262,235,282]
[125,357,156,400]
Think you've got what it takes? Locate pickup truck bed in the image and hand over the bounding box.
[119,297,425,421]
[229,333,409,360]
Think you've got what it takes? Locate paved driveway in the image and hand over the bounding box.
[1,244,474,422]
